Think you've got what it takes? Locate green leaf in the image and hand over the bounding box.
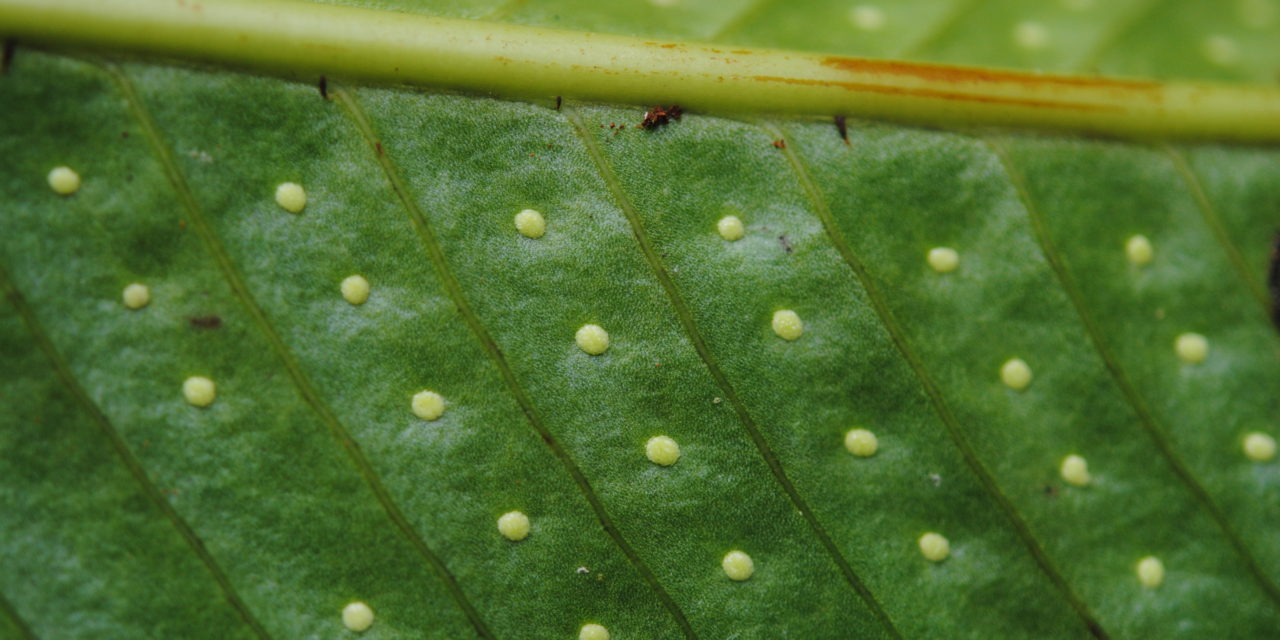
[2,1,1280,638]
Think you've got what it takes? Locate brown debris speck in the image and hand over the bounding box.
[318,75,328,99]
[189,315,222,329]
[778,235,793,253]
[639,104,683,130]
[771,139,786,149]
[1,40,13,75]
[835,115,849,145]
[1269,231,1280,330]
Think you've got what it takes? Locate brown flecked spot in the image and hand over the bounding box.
[190,315,222,329]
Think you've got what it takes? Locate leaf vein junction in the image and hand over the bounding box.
[1161,144,1271,314]
[0,582,36,640]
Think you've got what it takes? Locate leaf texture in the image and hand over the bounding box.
[2,1,1279,638]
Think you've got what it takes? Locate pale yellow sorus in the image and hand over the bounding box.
[411,390,445,421]
[721,550,754,581]
[645,436,681,466]
[717,215,745,241]
[514,208,546,238]
[772,310,803,340]
[576,324,609,355]
[341,275,370,305]
[47,166,81,195]
[579,623,609,640]
[183,376,216,408]
[275,181,306,213]
[1001,358,1032,391]
[497,510,530,541]
[918,532,949,562]
[844,429,878,457]
[927,247,959,273]
[342,601,374,632]
[122,283,150,310]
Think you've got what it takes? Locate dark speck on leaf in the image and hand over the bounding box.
[639,105,682,130]
[190,315,222,329]
[1269,230,1280,330]
[835,115,849,144]
[318,75,328,99]
[1,40,13,75]
[778,235,793,253]
[771,139,786,149]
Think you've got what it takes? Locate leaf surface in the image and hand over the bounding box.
[2,1,1280,638]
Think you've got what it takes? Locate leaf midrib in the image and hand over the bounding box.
[6,0,1280,142]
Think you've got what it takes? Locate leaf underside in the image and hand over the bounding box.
[2,1,1280,639]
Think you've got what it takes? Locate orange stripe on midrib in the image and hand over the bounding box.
[819,56,1161,92]
[748,75,1121,112]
